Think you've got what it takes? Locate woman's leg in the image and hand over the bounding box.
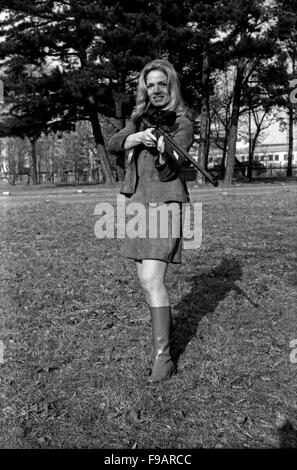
[136,259,169,307]
[135,258,176,382]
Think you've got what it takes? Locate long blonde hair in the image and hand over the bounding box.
[131,59,186,123]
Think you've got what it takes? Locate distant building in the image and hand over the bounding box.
[203,117,297,171]
[236,119,297,167]
[237,142,297,167]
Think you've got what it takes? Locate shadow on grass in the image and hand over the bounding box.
[278,420,297,448]
[171,256,242,363]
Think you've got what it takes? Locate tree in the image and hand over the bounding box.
[209,54,284,180]
[186,0,229,183]
[180,0,280,185]
[0,0,116,183]
[0,134,31,184]
[241,58,287,180]
[218,0,280,185]
[101,0,195,121]
[209,69,236,174]
[276,0,297,177]
[0,0,199,184]
[0,65,75,184]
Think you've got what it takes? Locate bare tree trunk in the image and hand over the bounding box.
[224,61,244,185]
[287,106,293,177]
[113,90,128,182]
[197,49,209,184]
[30,136,38,185]
[88,108,115,184]
[78,48,115,184]
[287,54,296,178]
[220,133,228,179]
[247,125,262,180]
[205,115,211,166]
[8,174,16,185]
[246,106,252,180]
[247,146,254,181]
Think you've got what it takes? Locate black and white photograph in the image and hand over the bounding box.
[0,0,297,455]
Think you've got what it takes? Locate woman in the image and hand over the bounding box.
[108,59,194,383]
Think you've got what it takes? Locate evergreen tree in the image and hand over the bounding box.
[0,0,196,183]
[0,62,74,184]
[0,0,116,183]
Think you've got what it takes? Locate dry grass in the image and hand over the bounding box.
[1,183,297,448]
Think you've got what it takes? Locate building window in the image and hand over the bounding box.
[284,154,288,160]
[268,154,273,161]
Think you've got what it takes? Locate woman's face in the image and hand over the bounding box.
[146,70,170,109]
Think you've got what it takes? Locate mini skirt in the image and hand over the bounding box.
[122,202,183,264]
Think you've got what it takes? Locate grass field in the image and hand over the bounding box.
[1,182,297,449]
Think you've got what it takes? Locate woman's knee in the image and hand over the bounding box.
[138,271,163,294]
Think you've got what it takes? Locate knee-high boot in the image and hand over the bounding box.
[147,306,176,384]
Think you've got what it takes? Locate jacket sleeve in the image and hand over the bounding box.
[155,116,194,181]
[107,121,137,155]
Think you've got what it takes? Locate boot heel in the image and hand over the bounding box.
[147,357,176,384]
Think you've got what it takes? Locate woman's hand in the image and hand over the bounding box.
[141,128,157,148]
[124,128,156,150]
[157,136,166,164]
[157,136,179,165]
[157,136,165,154]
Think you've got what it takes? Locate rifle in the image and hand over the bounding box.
[142,112,219,187]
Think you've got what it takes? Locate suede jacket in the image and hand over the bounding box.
[107,113,194,203]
